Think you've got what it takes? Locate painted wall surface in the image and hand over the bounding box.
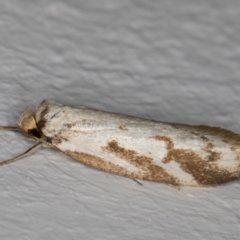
[0,1,240,239]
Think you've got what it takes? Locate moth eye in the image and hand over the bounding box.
[28,128,41,138]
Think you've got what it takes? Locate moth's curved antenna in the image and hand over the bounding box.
[0,126,18,131]
[0,143,43,166]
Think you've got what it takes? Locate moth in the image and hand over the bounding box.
[0,100,240,187]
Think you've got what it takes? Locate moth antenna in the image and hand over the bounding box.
[0,143,43,166]
[0,126,18,131]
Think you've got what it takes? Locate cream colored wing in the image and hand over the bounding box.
[35,100,240,186]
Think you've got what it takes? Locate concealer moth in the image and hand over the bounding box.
[1,99,240,187]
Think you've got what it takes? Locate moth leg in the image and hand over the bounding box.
[133,179,143,186]
[0,143,43,166]
[0,126,18,131]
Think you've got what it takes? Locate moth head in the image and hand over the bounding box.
[17,109,42,140]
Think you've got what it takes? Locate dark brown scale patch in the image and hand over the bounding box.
[50,130,72,145]
[65,151,142,180]
[36,105,50,131]
[207,152,221,162]
[170,149,239,185]
[200,135,209,142]
[194,126,240,162]
[190,131,209,142]
[193,125,240,144]
[175,124,240,151]
[64,122,78,128]
[45,136,53,144]
[51,136,62,145]
[102,140,178,185]
[153,136,174,163]
[204,142,214,149]
[153,135,239,185]
[37,119,47,131]
[202,142,221,162]
[51,129,90,147]
[119,125,128,131]
[180,124,240,161]
[181,130,221,162]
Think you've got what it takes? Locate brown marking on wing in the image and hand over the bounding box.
[202,142,221,162]
[153,135,239,185]
[193,125,240,145]
[36,104,50,131]
[59,135,71,142]
[190,131,209,142]
[47,130,71,145]
[179,124,240,162]
[63,121,80,128]
[153,136,174,163]
[64,123,74,128]
[65,150,143,180]
[102,140,178,185]
[174,124,240,157]
[207,151,221,162]
[119,125,128,131]
[185,131,221,162]
[51,136,63,145]
[200,135,209,142]
[50,127,98,150]
[170,149,239,185]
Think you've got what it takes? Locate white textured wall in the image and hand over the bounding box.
[0,1,240,239]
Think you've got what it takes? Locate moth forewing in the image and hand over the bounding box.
[1,99,240,187]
